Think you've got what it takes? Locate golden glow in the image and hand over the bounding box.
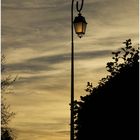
[2,0,138,140]
[74,22,83,33]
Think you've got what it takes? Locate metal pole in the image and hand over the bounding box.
[71,1,84,139]
[71,0,74,140]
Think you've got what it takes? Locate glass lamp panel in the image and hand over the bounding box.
[74,22,83,34]
[82,22,87,34]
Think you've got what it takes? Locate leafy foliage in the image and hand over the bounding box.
[1,56,16,140]
[73,39,139,140]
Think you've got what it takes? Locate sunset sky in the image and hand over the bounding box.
[2,0,139,140]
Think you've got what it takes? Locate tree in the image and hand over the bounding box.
[74,39,139,140]
[1,56,16,140]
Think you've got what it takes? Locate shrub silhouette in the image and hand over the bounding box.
[74,39,139,140]
[1,56,16,140]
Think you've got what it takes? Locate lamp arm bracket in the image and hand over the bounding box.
[76,0,84,13]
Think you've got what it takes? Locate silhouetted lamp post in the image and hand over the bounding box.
[70,0,87,140]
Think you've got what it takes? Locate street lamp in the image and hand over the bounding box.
[74,13,87,38]
[70,0,87,140]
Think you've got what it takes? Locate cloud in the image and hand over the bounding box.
[5,49,111,94]
[7,50,110,66]
[2,0,59,9]
[11,127,69,140]
[2,0,139,140]
[28,50,111,63]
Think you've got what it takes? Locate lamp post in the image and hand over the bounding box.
[71,0,87,140]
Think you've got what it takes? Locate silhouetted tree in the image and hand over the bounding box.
[74,39,139,140]
[1,56,16,140]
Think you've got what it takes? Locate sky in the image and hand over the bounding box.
[1,0,139,140]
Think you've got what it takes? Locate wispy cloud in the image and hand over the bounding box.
[2,0,138,140]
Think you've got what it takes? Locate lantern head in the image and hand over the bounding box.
[74,13,87,38]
